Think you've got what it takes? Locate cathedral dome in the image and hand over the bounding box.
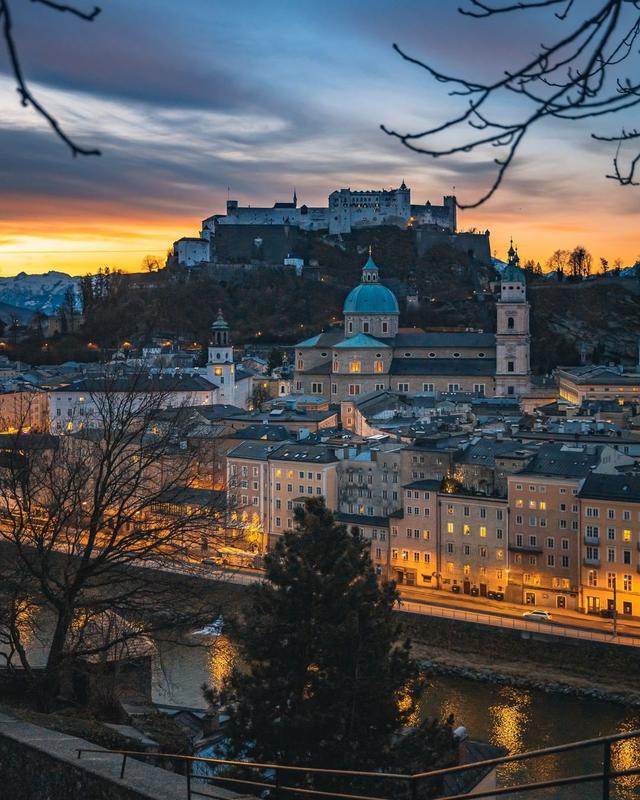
[343,254,399,315]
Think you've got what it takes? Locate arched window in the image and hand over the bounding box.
[507,316,515,329]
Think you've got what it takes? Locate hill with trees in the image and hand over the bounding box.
[6,227,640,373]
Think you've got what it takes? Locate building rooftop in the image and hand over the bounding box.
[227,441,286,461]
[392,331,496,348]
[577,473,640,503]
[269,443,338,463]
[516,442,601,479]
[390,358,496,376]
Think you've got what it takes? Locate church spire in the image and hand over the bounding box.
[293,188,297,207]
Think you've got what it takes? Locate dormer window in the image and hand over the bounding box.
[508,317,515,329]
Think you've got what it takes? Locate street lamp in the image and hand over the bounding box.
[612,575,618,637]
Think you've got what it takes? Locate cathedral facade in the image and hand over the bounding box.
[294,248,530,402]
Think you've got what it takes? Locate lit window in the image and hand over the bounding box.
[349,361,361,373]
[479,526,487,538]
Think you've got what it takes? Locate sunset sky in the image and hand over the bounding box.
[0,0,638,276]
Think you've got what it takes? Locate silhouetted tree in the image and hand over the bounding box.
[222,498,454,772]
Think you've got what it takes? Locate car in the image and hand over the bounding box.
[522,609,552,622]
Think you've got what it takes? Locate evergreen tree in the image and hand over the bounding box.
[222,498,453,773]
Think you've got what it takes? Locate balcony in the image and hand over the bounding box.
[509,543,543,554]
[583,557,601,568]
[584,534,600,545]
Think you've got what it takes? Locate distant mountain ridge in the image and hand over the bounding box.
[0,271,79,316]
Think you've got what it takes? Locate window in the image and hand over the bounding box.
[463,524,471,536]
[463,545,470,556]
[423,383,435,392]
[496,549,504,561]
[480,526,487,538]
[623,550,631,565]
[623,529,632,542]
[349,361,361,373]
[447,522,454,534]
[587,570,597,587]
[585,507,600,518]
[624,574,633,592]
[561,555,569,568]
[362,322,369,333]
[382,322,389,334]
[547,554,555,567]
[374,360,384,373]
[348,384,361,396]
[448,383,461,392]
[546,537,554,548]
[507,361,514,373]
[608,528,616,540]
[311,382,323,394]
[446,542,454,554]
[507,316,514,329]
[607,572,616,589]
[479,546,487,558]
[398,383,409,393]
[473,383,485,395]
[607,547,615,563]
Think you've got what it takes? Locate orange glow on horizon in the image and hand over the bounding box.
[0,202,637,277]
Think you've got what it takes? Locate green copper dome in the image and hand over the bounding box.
[501,263,525,284]
[343,254,400,315]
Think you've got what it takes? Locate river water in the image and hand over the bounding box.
[8,622,640,798]
[153,635,640,800]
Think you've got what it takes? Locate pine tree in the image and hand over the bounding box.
[222,498,453,773]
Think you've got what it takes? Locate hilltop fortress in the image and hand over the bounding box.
[203,182,456,236]
[173,182,472,267]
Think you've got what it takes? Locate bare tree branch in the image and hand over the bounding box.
[0,0,101,156]
[383,0,640,206]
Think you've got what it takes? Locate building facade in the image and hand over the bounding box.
[294,250,530,402]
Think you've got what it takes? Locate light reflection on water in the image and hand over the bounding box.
[423,677,640,800]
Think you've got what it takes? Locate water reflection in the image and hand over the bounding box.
[207,635,236,691]
[424,677,640,800]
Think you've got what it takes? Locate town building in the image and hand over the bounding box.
[267,443,339,547]
[506,443,635,610]
[438,491,509,599]
[557,364,640,405]
[578,473,640,618]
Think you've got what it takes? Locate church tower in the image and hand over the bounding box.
[495,241,531,396]
[207,309,235,404]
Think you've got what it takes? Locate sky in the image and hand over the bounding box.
[0,0,638,276]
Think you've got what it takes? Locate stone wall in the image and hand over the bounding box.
[0,712,239,800]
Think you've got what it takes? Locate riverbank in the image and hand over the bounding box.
[404,612,640,708]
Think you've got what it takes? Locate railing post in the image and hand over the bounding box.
[411,774,418,800]
[274,766,280,800]
[602,740,612,800]
[186,769,192,800]
[120,754,128,780]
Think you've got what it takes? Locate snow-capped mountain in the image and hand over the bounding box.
[0,271,80,315]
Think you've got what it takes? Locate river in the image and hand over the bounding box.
[154,635,640,800]
[8,622,640,798]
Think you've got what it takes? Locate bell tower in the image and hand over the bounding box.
[207,309,235,404]
[495,241,531,396]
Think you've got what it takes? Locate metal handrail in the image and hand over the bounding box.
[76,726,640,800]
